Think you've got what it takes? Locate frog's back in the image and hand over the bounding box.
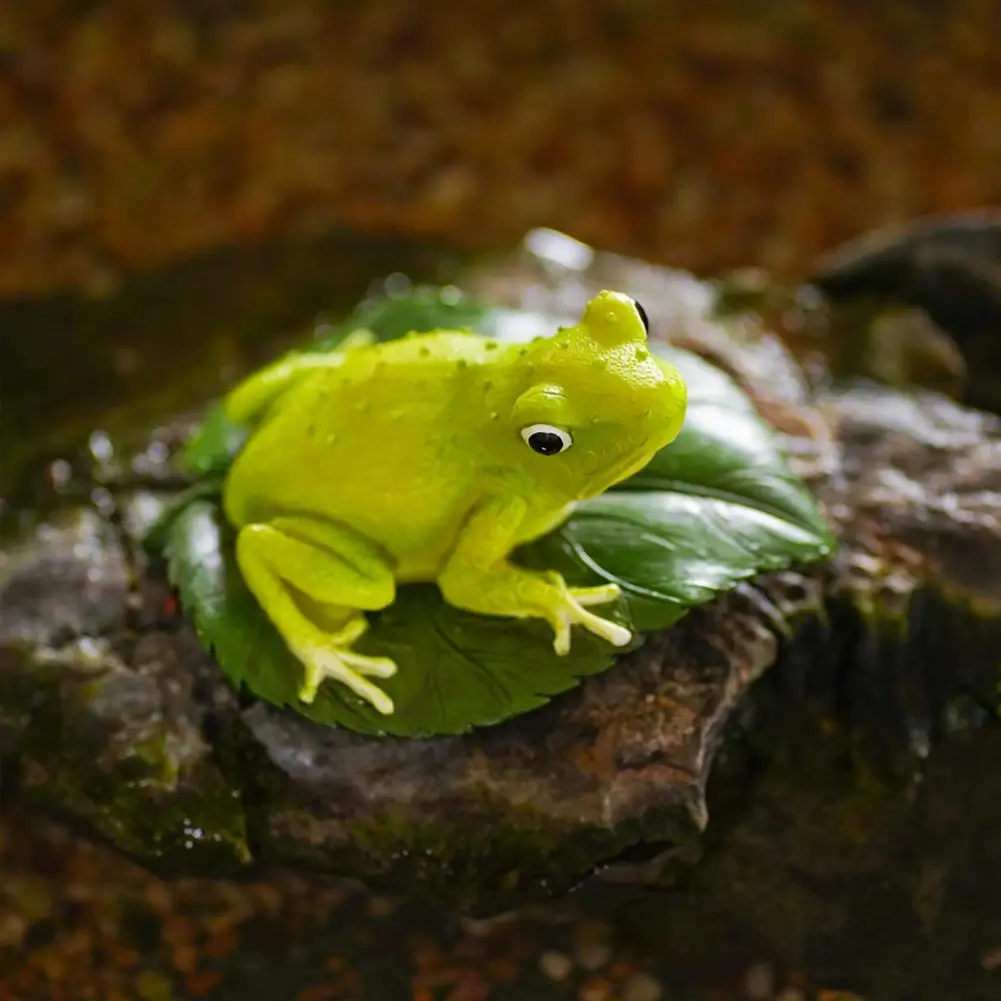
[223,331,520,569]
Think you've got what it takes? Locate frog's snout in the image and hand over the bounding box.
[648,367,688,449]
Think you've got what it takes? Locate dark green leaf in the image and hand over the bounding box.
[181,405,248,478]
[141,476,226,555]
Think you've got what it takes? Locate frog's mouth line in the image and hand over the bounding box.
[578,448,655,500]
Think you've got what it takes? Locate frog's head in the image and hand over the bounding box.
[506,290,687,501]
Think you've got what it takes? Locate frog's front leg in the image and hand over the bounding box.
[234,514,398,714]
[437,496,631,654]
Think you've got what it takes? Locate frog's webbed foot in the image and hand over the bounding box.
[543,575,631,655]
[293,617,398,714]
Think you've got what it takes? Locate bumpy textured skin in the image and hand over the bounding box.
[221,291,688,714]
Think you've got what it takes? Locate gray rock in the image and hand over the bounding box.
[0,509,128,648]
[0,509,250,871]
[808,208,1001,413]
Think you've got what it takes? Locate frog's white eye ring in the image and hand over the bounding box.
[521,424,572,455]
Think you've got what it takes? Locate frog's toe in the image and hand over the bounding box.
[339,650,398,679]
[583,613,631,648]
[568,583,622,607]
[552,619,572,656]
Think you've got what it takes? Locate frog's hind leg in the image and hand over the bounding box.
[234,515,398,714]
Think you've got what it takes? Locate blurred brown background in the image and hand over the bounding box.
[3,0,1001,301]
[4,5,1001,1001]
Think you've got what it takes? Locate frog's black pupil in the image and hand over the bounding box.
[529,431,564,455]
[632,298,650,333]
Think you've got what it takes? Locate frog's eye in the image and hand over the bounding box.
[630,297,650,334]
[521,424,572,455]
